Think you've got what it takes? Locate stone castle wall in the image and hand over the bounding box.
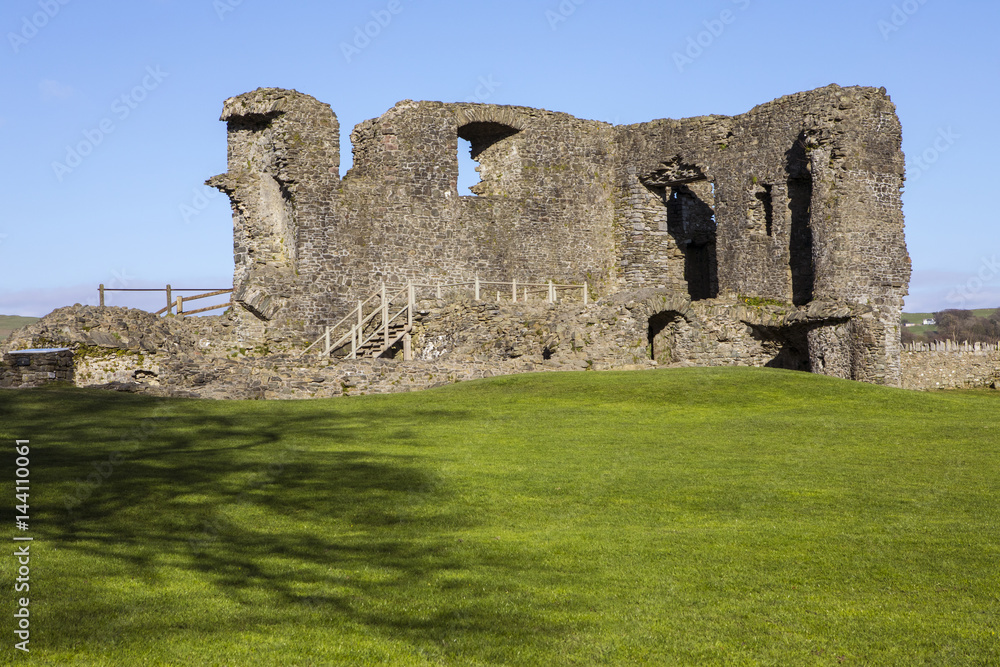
[206,84,910,386]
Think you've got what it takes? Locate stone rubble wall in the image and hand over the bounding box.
[0,349,74,388]
[900,348,1000,390]
[2,304,996,398]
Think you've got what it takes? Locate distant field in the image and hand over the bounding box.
[0,314,39,341]
[902,307,997,338]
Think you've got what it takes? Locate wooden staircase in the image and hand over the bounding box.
[302,282,417,360]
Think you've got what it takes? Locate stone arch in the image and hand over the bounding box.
[635,294,698,364]
[454,106,528,134]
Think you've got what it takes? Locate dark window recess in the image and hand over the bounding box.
[756,185,773,236]
[666,184,718,301]
[648,311,684,363]
[787,134,815,305]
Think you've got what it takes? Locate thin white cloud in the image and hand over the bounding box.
[39,79,75,101]
[906,268,1000,313]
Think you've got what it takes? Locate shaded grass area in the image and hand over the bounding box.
[1,368,998,665]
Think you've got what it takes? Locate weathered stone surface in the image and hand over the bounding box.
[208,84,909,386]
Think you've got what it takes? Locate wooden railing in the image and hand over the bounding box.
[98,284,234,316]
[302,277,589,360]
[903,340,1000,352]
[417,276,589,305]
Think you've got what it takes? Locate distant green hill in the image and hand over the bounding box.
[903,307,998,339]
[0,315,40,342]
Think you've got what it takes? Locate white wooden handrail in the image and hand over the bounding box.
[302,277,591,359]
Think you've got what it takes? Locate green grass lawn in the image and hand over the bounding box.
[0,315,40,342]
[1,368,998,665]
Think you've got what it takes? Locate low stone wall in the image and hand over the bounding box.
[0,349,74,388]
[900,349,1000,390]
[99,354,631,400]
[4,303,998,398]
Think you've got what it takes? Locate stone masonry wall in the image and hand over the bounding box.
[208,84,909,387]
[3,305,995,398]
[901,345,1000,390]
[0,349,74,388]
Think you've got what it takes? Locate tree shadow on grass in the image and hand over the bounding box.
[0,387,584,661]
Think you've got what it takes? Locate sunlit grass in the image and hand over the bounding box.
[1,367,998,665]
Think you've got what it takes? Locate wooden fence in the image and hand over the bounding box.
[413,277,589,305]
[903,340,1000,352]
[98,284,234,316]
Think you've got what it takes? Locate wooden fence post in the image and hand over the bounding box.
[512,279,517,302]
[474,276,480,301]
[165,284,172,315]
[403,333,412,361]
[176,296,184,317]
[99,284,105,307]
[350,325,357,359]
[382,282,389,349]
[324,326,331,356]
[407,282,414,328]
[548,281,554,303]
[436,283,442,299]
[584,281,589,305]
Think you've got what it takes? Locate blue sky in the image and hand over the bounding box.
[1,0,997,316]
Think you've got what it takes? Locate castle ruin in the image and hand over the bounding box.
[208,84,910,385]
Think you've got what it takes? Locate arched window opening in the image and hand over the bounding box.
[456,121,520,197]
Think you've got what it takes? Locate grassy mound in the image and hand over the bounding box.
[1,368,997,665]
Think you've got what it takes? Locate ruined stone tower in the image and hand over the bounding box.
[209,84,910,385]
